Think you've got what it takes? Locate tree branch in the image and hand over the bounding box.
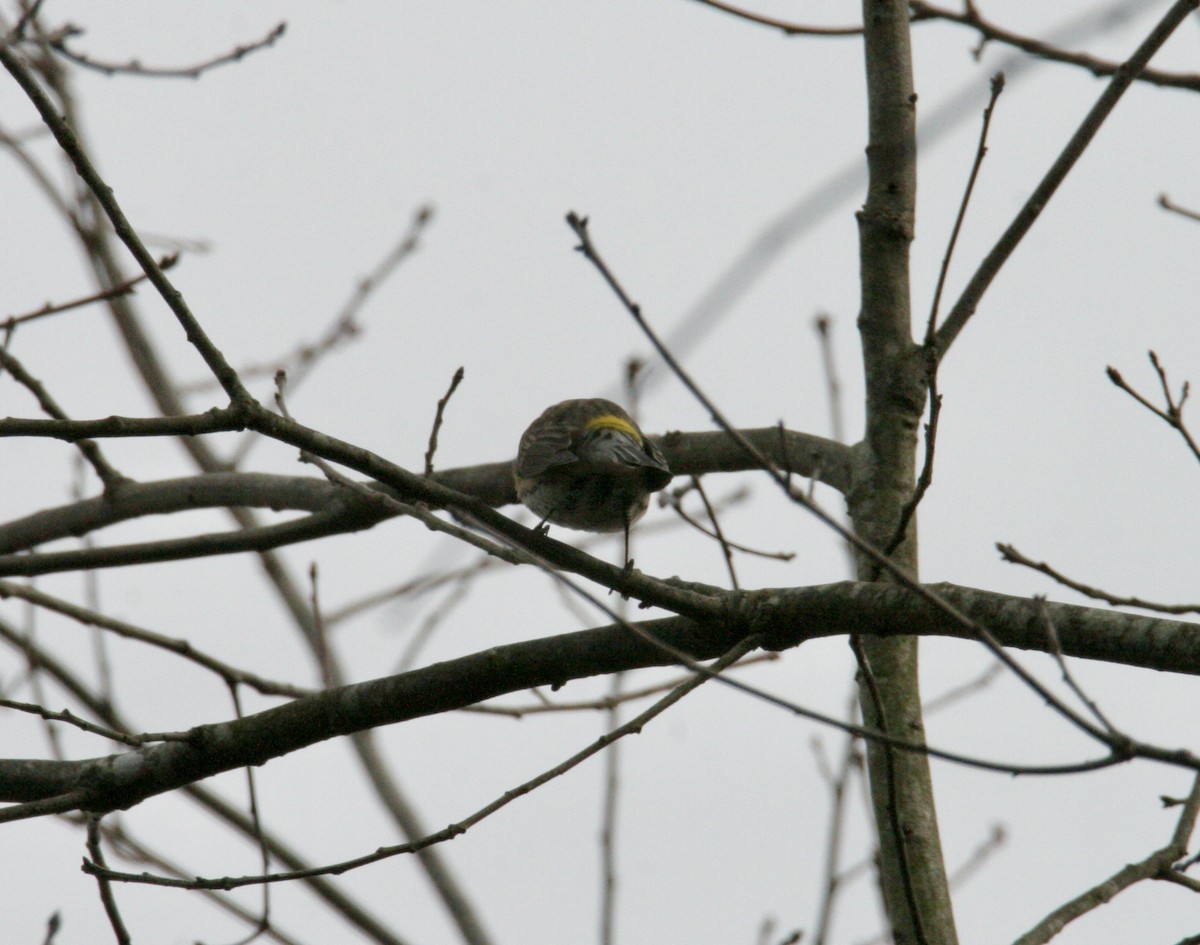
[910,1,1200,92]
[4,581,1198,816]
[1011,772,1200,945]
[934,0,1199,358]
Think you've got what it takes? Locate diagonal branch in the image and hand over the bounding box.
[910,0,1200,92]
[934,0,1199,359]
[1011,772,1200,945]
[0,44,253,402]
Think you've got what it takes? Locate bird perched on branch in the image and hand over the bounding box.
[515,398,672,564]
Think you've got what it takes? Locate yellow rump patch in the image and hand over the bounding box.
[584,414,641,441]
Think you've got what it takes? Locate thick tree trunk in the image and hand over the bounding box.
[852,2,958,943]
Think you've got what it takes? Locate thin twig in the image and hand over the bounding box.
[227,683,274,942]
[1107,353,1200,465]
[180,204,434,397]
[887,71,1005,556]
[51,22,287,79]
[1012,772,1200,945]
[813,313,846,445]
[599,668,622,945]
[0,346,126,490]
[0,44,254,402]
[463,654,779,717]
[0,581,307,698]
[91,816,305,945]
[850,634,929,945]
[910,0,1200,91]
[307,559,332,687]
[425,366,465,475]
[882,388,939,561]
[683,0,865,35]
[1158,193,1200,223]
[325,557,493,627]
[72,455,115,712]
[927,72,1006,338]
[0,697,149,746]
[9,0,49,38]
[999,543,1200,616]
[811,692,865,945]
[947,823,1005,888]
[86,817,132,945]
[15,599,67,764]
[1035,598,1116,733]
[0,507,389,578]
[1,256,174,331]
[812,313,857,576]
[39,911,60,945]
[662,490,794,561]
[689,474,739,588]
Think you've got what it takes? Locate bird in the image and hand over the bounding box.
[514,398,672,565]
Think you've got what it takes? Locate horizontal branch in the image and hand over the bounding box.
[0,407,246,441]
[0,473,355,556]
[0,415,852,494]
[0,428,852,570]
[2,581,1197,817]
[435,426,854,504]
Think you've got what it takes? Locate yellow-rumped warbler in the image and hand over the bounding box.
[515,399,671,556]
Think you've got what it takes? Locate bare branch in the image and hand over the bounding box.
[682,0,864,36]
[910,1,1200,92]
[182,201,434,477]
[0,620,412,945]
[1159,193,1200,223]
[1011,773,1200,945]
[934,0,1198,358]
[0,346,125,489]
[6,582,1200,823]
[50,21,287,79]
[1000,543,1200,616]
[2,255,174,331]
[661,485,795,562]
[563,212,1144,762]
[1107,353,1200,465]
[0,697,145,746]
[0,45,254,402]
[81,637,760,889]
[424,366,465,476]
[86,817,132,945]
[0,408,246,442]
[0,580,312,697]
